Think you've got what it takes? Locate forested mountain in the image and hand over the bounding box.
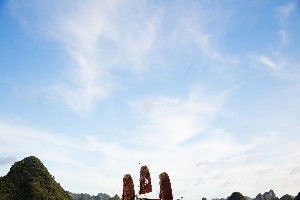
[227,192,247,200]
[0,156,72,200]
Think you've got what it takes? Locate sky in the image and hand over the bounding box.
[0,0,300,199]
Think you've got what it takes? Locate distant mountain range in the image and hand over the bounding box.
[0,156,299,200]
[212,190,299,200]
[68,192,120,200]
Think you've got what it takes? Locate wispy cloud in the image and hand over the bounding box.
[250,53,300,81]
[172,14,219,60]
[278,30,288,44]
[255,168,274,176]
[222,179,236,187]
[44,1,161,114]
[256,54,280,70]
[212,171,225,180]
[128,86,230,147]
[9,0,236,115]
[290,166,300,175]
[275,3,295,19]
[197,160,209,167]
[1,118,300,199]
[0,156,17,165]
[283,178,300,187]
[13,85,38,101]
[194,178,206,186]
[274,2,296,27]
[10,1,163,114]
[246,155,260,164]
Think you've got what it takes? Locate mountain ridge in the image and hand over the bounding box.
[68,192,121,200]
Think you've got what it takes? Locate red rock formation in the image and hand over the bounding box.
[122,174,135,200]
[159,172,173,200]
[139,165,152,195]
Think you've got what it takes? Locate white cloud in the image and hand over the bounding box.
[197,160,209,167]
[283,178,300,187]
[278,30,288,44]
[246,155,260,164]
[274,3,296,27]
[1,118,300,199]
[290,166,300,175]
[255,168,273,176]
[0,156,17,165]
[213,171,225,180]
[194,178,206,186]
[275,3,295,19]
[250,53,300,81]
[173,188,186,195]
[170,10,220,60]
[128,86,230,147]
[222,179,236,187]
[258,55,280,70]
[9,0,241,115]
[13,86,38,101]
[10,0,163,114]
[44,1,161,114]
[0,113,252,196]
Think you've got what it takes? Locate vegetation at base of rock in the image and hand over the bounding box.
[68,192,120,200]
[0,156,72,200]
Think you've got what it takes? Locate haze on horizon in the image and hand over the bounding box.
[0,0,300,199]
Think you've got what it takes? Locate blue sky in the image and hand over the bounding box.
[0,0,300,199]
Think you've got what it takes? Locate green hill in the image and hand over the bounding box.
[280,194,294,200]
[0,156,72,200]
[227,192,247,200]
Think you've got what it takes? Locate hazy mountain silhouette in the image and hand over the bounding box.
[68,192,121,200]
[214,190,298,200]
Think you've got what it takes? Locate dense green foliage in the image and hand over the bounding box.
[280,195,294,200]
[0,156,72,200]
[227,192,247,200]
[68,192,120,200]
